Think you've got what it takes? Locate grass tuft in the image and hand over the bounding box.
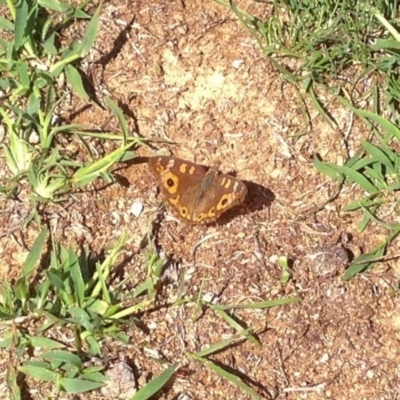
[218,0,400,277]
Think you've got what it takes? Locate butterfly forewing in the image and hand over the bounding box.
[148,156,208,195]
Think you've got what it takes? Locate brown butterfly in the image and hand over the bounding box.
[148,156,247,224]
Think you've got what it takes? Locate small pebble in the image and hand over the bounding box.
[130,201,144,217]
[232,59,244,69]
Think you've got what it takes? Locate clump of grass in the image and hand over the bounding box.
[0,227,300,398]
[0,227,176,396]
[0,1,141,226]
[218,1,400,94]
[217,0,400,277]
[179,281,300,399]
[314,101,400,279]
[188,298,300,400]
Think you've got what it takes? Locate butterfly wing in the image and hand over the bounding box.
[191,172,247,223]
[148,156,208,220]
[148,156,208,194]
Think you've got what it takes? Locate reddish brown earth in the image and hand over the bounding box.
[1,1,400,399]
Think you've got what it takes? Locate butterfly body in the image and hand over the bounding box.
[148,156,247,224]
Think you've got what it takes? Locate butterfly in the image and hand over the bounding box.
[148,156,247,224]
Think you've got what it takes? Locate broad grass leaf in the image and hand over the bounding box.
[14,0,29,49]
[343,247,386,280]
[21,228,48,278]
[132,363,179,400]
[18,365,58,382]
[361,140,395,174]
[65,64,89,100]
[41,350,83,369]
[79,5,101,57]
[60,377,105,393]
[30,337,65,349]
[331,164,378,193]
[37,0,73,13]
[313,158,343,180]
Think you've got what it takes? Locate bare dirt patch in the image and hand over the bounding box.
[2,1,400,399]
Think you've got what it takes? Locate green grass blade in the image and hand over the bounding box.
[343,196,381,211]
[89,233,128,298]
[18,365,58,382]
[60,377,106,393]
[106,98,129,142]
[337,96,400,143]
[69,248,85,307]
[0,335,14,348]
[21,227,48,278]
[64,64,89,100]
[307,84,336,129]
[327,164,378,193]
[0,16,14,31]
[350,157,378,172]
[361,140,396,174]
[84,334,102,356]
[357,208,375,232]
[67,307,94,331]
[46,270,67,292]
[131,363,179,400]
[30,337,65,349]
[343,246,386,280]
[387,182,400,191]
[363,166,385,190]
[7,363,21,400]
[72,144,134,186]
[79,5,101,57]
[41,350,83,369]
[80,371,108,383]
[343,228,400,280]
[313,158,343,180]
[360,204,400,230]
[211,307,261,347]
[192,355,261,400]
[371,7,400,42]
[37,0,74,13]
[193,335,248,358]
[94,263,111,304]
[14,0,28,49]
[212,296,300,310]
